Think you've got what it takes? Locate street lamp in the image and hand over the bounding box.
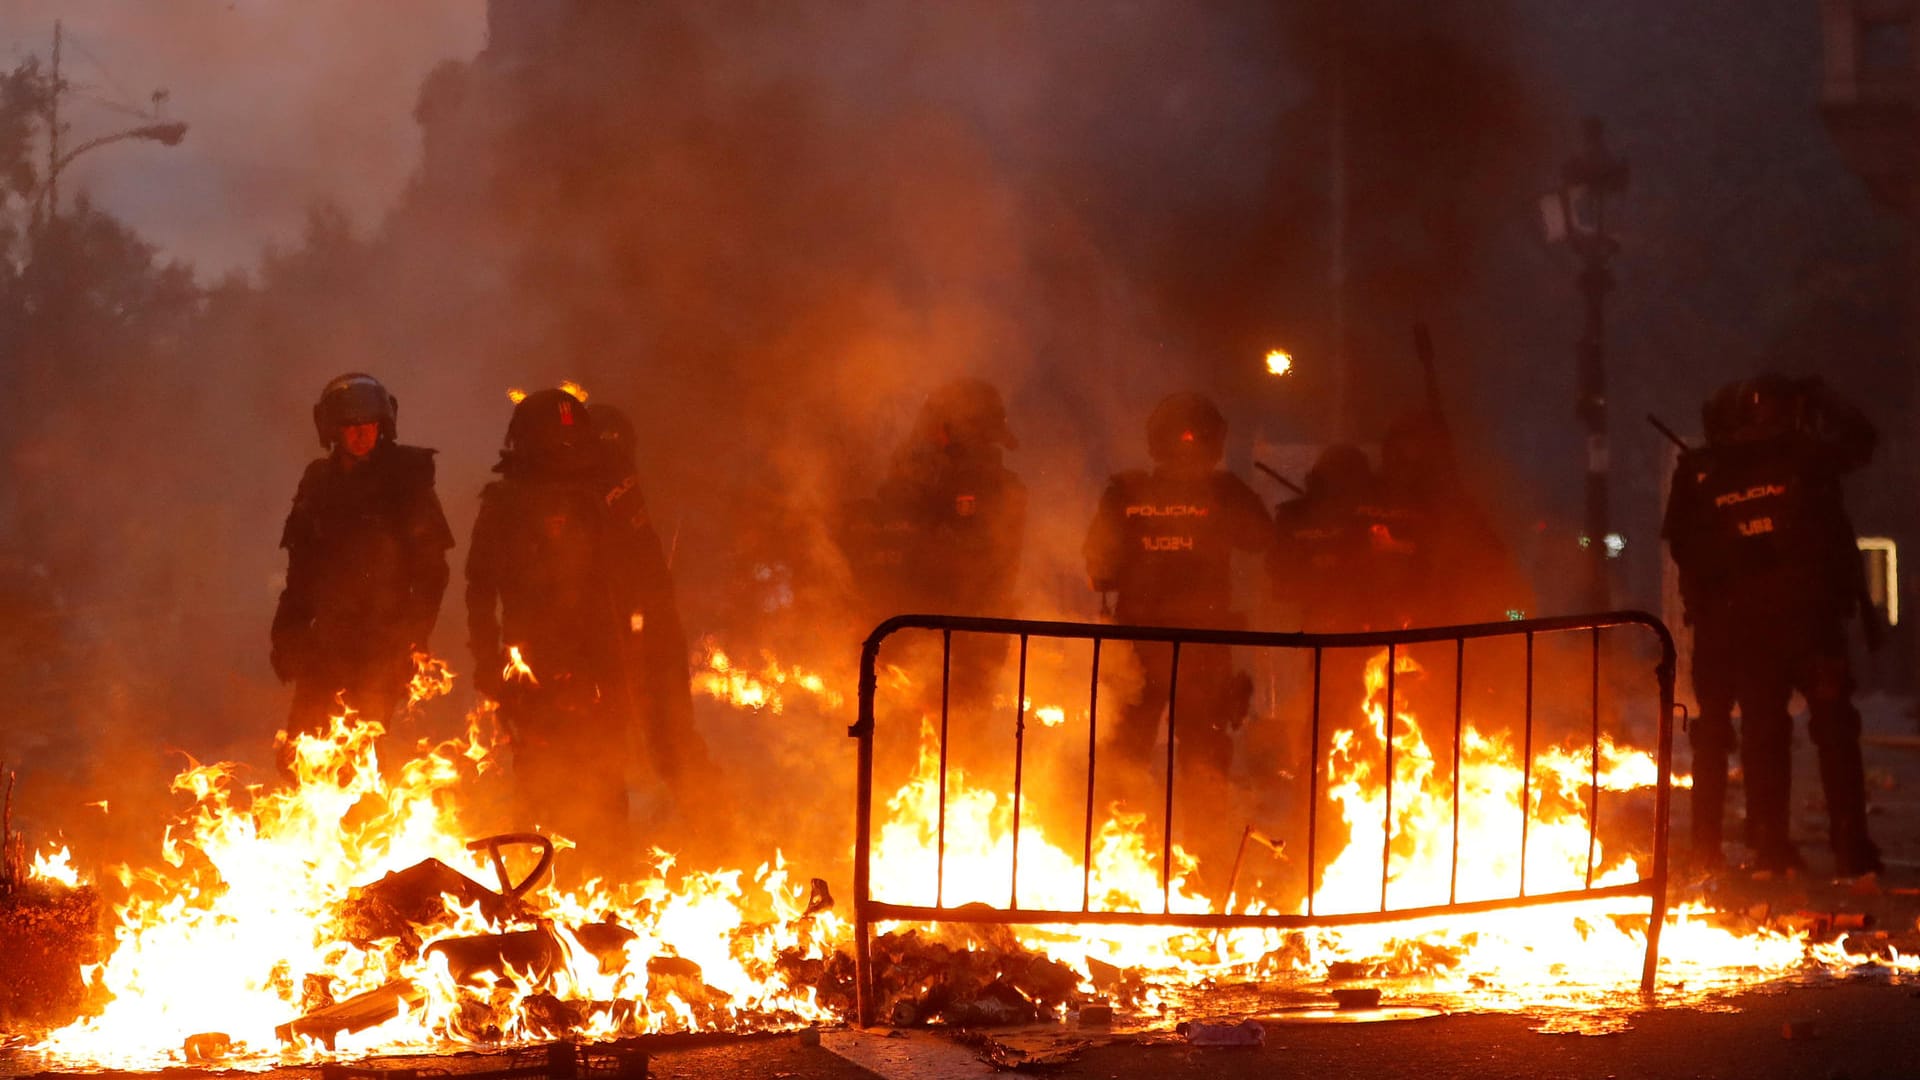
[40,121,189,221]
[36,21,188,221]
[1540,117,1629,612]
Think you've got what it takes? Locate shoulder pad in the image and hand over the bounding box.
[386,444,440,483]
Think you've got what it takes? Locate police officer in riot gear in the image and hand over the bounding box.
[272,373,454,767]
[466,388,690,869]
[858,378,1027,621]
[1267,444,1424,632]
[1663,373,1881,877]
[590,402,708,809]
[1377,410,1527,626]
[1083,392,1271,774]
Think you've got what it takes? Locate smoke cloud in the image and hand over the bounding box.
[0,1,1551,879]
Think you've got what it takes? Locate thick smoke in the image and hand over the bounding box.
[0,2,1550,878]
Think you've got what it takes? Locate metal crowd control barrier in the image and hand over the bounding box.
[848,612,1677,1025]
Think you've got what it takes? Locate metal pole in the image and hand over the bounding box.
[1082,639,1101,912]
[851,635,882,1028]
[1009,635,1029,910]
[46,21,61,220]
[1566,116,1627,613]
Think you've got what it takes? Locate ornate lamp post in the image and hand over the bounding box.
[1544,117,1630,612]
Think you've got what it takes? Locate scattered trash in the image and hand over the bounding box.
[181,1032,230,1063]
[1332,987,1382,1010]
[276,979,425,1049]
[1177,1019,1265,1047]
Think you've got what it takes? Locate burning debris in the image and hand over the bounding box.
[0,772,103,1029]
[7,631,1919,1072]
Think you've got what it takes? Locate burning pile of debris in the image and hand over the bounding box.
[804,924,1083,1027]
[0,773,104,1030]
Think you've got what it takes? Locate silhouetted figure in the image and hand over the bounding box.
[1268,444,1425,632]
[854,377,1027,622]
[836,378,1028,757]
[1083,392,1271,776]
[1377,410,1528,626]
[590,402,706,809]
[1663,374,1880,876]
[272,374,453,771]
[466,388,685,871]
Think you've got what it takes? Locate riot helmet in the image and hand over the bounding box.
[1702,373,1801,446]
[592,403,637,468]
[1146,392,1226,468]
[313,373,398,449]
[1306,443,1373,499]
[506,387,595,473]
[916,378,1019,451]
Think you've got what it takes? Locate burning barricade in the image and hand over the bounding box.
[9,620,1920,1071]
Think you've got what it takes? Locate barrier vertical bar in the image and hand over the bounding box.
[851,632,882,1026]
[1162,641,1182,915]
[1586,627,1601,889]
[1450,637,1464,905]
[1519,631,1535,897]
[1642,625,1678,994]
[1381,643,1398,910]
[1082,638,1102,913]
[1307,647,1323,917]
[936,629,952,908]
[1010,634,1030,910]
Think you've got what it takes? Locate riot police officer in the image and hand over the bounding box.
[272,373,454,767]
[1663,373,1880,877]
[1378,410,1527,626]
[590,402,707,809]
[1083,392,1272,775]
[1268,444,1424,632]
[466,388,686,869]
[858,378,1027,621]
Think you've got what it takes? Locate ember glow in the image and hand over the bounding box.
[692,638,844,715]
[1264,348,1294,377]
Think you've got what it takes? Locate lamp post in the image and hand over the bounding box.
[43,122,189,218]
[1545,117,1629,612]
[38,20,188,220]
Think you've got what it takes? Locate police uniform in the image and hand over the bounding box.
[870,443,1027,619]
[1267,448,1424,633]
[273,404,453,753]
[466,390,682,869]
[1084,461,1271,772]
[1664,428,1879,875]
[593,404,705,803]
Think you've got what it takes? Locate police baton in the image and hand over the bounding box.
[1647,413,1689,452]
[1253,461,1305,497]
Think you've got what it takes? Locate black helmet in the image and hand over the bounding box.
[1703,373,1801,446]
[313,373,397,448]
[916,378,1018,450]
[1146,392,1226,467]
[1306,443,1373,498]
[506,387,594,472]
[592,402,637,468]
